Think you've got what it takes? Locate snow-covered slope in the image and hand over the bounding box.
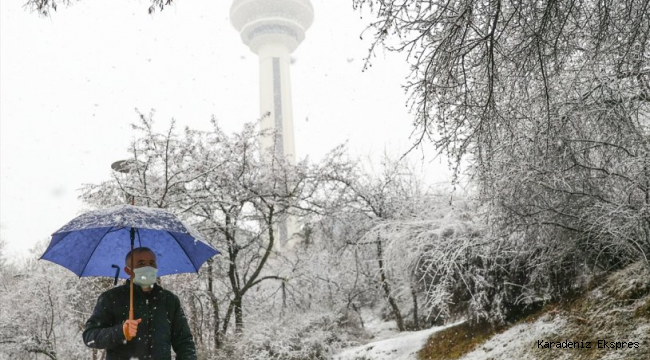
[457,262,650,360]
[333,322,462,360]
[334,262,650,360]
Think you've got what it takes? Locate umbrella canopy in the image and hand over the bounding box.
[41,205,219,279]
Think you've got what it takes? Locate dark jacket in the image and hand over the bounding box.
[83,281,197,360]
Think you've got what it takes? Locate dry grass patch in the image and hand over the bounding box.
[417,321,501,360]
[634,298,650,319]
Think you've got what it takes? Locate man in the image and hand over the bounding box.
[83,247,197,360]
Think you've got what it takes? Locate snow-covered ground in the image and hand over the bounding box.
[459,314,567,360]
[333,324,458,360]
[333,310,463,360]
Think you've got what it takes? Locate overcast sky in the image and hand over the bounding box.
[0,0,451,261]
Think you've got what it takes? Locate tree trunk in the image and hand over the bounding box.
[189,295,201,346]
[207,259,222,349]
[377,237,405,331]
[234,297,244,333]
[222,219,242,335]
[220,206,279,335]
[352,303,365,329]
[222,300,235,335]
[411,282,420,331]
[280,281,287,318]
[644,160,650,249]
[210,295,221,349]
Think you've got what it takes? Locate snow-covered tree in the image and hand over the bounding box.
[80,112,353,350]
[0,241,111,359]
[319,155,437,331]
[355,0,650,314]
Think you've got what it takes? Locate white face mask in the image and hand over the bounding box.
[131,266,158,287]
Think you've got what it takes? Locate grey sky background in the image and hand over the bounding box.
[0,0,451,261]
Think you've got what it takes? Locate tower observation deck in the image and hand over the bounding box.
[230,0,314,164]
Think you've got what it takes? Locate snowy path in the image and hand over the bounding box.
[333,321,463,360]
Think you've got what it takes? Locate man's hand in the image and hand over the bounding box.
[123,318,142,341]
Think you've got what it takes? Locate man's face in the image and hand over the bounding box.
[125,250,157,276]
[132,250,157,269]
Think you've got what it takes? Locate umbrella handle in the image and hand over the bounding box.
[111,265,120,286]
[126,228,135,341]
[129,227,135,322]
[129,275,134,319]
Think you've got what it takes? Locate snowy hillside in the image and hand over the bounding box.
[456,262,650,360]
[335,262,650,360]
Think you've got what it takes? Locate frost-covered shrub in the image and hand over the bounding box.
[0,248,109,360]
[377,200,591,326]
[211,311,364,360]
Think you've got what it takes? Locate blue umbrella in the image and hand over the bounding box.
[41,204,219,321]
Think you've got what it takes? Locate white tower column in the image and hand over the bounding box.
[257,44,296,163]
[231,0,314,249]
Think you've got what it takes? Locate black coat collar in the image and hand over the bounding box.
[123,279,163,297]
